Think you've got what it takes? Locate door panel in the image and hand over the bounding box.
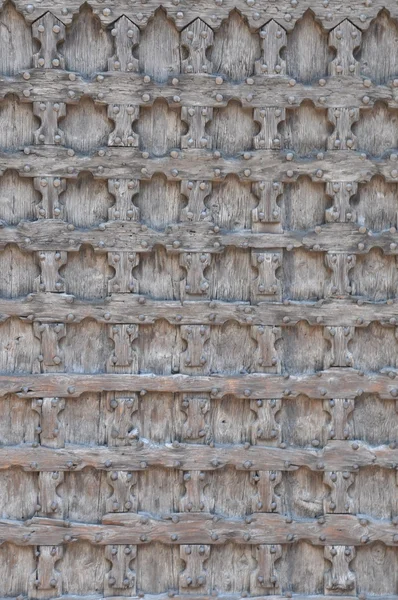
[0,1,397,598]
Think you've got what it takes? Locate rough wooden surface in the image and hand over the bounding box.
[2,73,398,108]
[8,0,398,32]
[0,440,397,471]
[0,2,398,598]
[0,513,397,546]
[3,293,398,325]
[2,369,398,399]
[2,148,398,183]
[2,221,398,253]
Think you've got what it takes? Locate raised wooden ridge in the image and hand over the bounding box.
[1,512,398,546]
[5,369,398,399]
[4,294,398,326]
[10,0,398,30]
[0,596,392,600]
[0,221,397,254]
[1,71,397,108]
[1,147,398,184]
[1,440,397,472]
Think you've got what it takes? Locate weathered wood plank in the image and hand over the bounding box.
[4,293,398,326]
[10,0,398,31]
[0,72,396,109]
[0,222,398,254]
[0,440,396,472]
[0,595,391,600]
[1,1,397,594]
[1,513,397,546]
[1,369,398,399]
[1,147,397,183]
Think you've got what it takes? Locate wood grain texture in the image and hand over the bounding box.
[8,0,398,32]
[0,369,398,399]
[3,294,398,326]
[0,440,396,472]
[0,2,397,597]
[0,596,394,600]
[0,222,397,254]
[0,513,397,546]
[1,147,398,182]
[1,72,397,108]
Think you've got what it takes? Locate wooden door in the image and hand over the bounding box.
[0,1,397,597]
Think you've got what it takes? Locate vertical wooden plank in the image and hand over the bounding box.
[137,544,179,593]
[0,470,37,519]
[0,2,33,75]
[62,543,107,594]
[357,10,398,84]
[137,176,183,229]
[283,249,327,301]
[136,249,181,300]
[355,544,398,595]
[350,323,397,372]
[282,178,328,229]
[355,177,398,231]
[0,245,39,298]
[209,248,251,302]
[207,177,256,231]
[0,170,40,224]
[62,246,111,299]
[138,8,180,83]
[62,99,112,152]
[211,10,260,81]
[282,102,331,154]
[0,394,38,444]
[62,4,112,75]
[279,543,324,594]
[352,251,398,301]
[281,323,326,373]
[353,102,398,156]
[285,11,331,83]
[0,544,35,596]
[0,95,37,149]
[353,394,398,445]
[211,101,257,154]
[138,100,184,156]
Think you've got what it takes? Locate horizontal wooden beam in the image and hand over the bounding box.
[0,596,379,600]
[3,596,395,600]
[1,147,397,185]
[1,221,397,254]
[7,293,398,327]
[0,71,395,108]
[12,0,394,30]
[5,369,398,399]
[3,513,398,546]
[2,440,397,472]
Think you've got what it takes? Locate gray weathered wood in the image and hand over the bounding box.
[0,2,397,597]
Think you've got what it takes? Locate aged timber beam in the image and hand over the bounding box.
[0,595,389,600]
[0,71,394,108]
[0,221,397,254]
[3,293,398,326]
[0,147,396,183]
[0,440,396,472]
[12,0,398,30]
[1,369,398,399]
[1,513,397,546]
